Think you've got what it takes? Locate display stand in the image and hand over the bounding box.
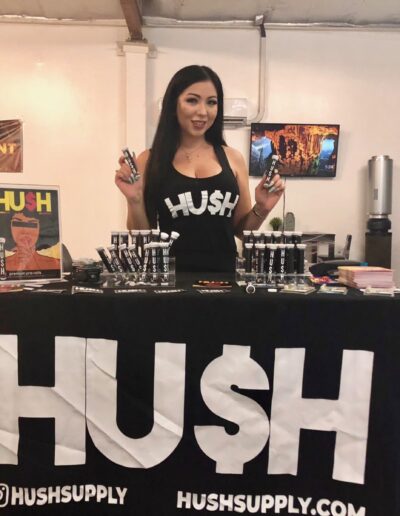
[236,258,312,294]
[101,257,176,288]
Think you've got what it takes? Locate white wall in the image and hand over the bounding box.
[0,23,129,260]
[1,22,400,278]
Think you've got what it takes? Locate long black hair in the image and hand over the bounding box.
[144,65,227,227]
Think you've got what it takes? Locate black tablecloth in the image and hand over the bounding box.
[0,276,399,515]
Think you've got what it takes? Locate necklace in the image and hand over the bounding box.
[181,143,206,162]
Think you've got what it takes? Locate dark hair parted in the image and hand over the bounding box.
[144,65,227,226]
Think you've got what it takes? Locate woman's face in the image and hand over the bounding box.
[176,80,218,138]
[11,213,40,249]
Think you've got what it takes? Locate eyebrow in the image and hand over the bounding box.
[186,92,218,99]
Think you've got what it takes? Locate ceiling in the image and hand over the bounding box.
[1,0,400,27]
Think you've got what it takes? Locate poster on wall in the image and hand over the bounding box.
[0,184,62,282]
[0,119,23,173]
[249,123,340,177]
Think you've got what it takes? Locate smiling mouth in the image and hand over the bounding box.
[192,121,207,129]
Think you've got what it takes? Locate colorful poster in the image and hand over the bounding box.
[250,123,340,177]
[0,185,62,282]
[0,120,23,173]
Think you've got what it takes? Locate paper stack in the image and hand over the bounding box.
[338,266,394,288]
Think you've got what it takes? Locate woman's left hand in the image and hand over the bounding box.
[254,173,285,215]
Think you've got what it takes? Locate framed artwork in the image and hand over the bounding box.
[0,184,62,282]
[0,120,23,173]
[250,123,340,178]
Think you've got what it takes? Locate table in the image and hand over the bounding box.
[0,275,399,515]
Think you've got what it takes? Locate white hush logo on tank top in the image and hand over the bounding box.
[164,190,239,219]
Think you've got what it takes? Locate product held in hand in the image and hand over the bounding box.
[122,147,141,184]
[263,154,280,190]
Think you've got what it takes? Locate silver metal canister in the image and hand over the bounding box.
[368,155,393,217]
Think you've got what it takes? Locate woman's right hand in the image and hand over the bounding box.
[114,154,143,204]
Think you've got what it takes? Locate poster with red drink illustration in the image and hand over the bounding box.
[0,185,62,282]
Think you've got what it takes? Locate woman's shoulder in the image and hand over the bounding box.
[221,145,247,172]
[136,149,151,172]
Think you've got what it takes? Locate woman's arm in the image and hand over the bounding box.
[114,149,152,230]
[224,147,285,237]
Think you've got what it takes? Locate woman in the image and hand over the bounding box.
[115,65,284,272]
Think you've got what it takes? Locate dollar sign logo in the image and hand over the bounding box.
[207,190,223,215]
[194,345,270,474]
[25,191,36,212]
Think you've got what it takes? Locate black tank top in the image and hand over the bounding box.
[156,146,239,273]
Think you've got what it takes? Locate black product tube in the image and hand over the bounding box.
[141,231,152,267]
[243,230,252,247]
[150,244,159,281]
[142,244,151,274]
[283,231,294,244]
[252,231,262,244]
[160,242,170,282]
[111,232,120,256]
[263,154,279,188]
[107,245,125,273]
[263,232,272,244]
[96,246,116,273]
[255,243,266,274]
[285,244,295,274]
[120,231,129,247]
[295,244,306,274]
[151,229,160,242]
[0,237,6,280]
[168,231,180,248]
[272,231,282,244]
[264,246,271,276]
[119,244,136,273]
[278,244,286,282]
[141,230,151,248]
[137,230,149,259]
[244,243,253,273]
[128,245,142,271]
[292,231,303,245]
[131,230,140,251]
[266,244,277,281]
[122,147,140,183]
